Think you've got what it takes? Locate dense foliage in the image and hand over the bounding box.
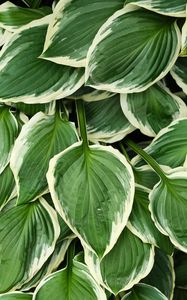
[0,0,187,299]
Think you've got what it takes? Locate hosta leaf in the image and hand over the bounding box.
[126,0,186,17]
[0,292,32,299]
[171,57,187,94]
[85,95,134,143]
[122,284,167,300]
[21,238,73,290]
[47,142,134,258]
[84,228,154,294]
[149,169,187,252]
[0,198,60,293]
[133,165,159,189]
[0,17,84,104]
[41,0,124,67]
[68,86,115,102]
[10,111,78,204]
[33,260,107,300]
[0,28,12,47]
[181,8,187,56]
[0,165,15,209]
[0,106,18,174]
[143,249,175,299]
[120,83,187,137]
[132,118,187,168]
[128,185,173,254]
[0,2,51,31]
[86,6,180,94]
[11,102,52,117]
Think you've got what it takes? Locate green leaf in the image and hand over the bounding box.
[10,111,78,204]
[21,238,73,290]
[149,168,187,252]
[0,106,18,174]
[180,8,187,56]
[86,6,180,93]
[133,165,159,189]
[11,102,53,117]
[0,17,84,104]
[85,228,154,294]
[33,260,107,300]
[171,56,187,94]
[126,0,186,17]
[41,0,124,67]
[120,82,187,137]
[128,185,173,254]
[132,118,187,168]
[85,95,134,143]
[0,292,32,299]
[0,198,60,293]
[122,283,167,300]
[0,2,51,31]
[68,86,115,101]
[0,27,12,47]
[47,142,134,258]
[143,248,175,299]
[0,165,15,208]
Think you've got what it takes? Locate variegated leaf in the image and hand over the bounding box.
[47,142,134,258]
[86,6,180,93]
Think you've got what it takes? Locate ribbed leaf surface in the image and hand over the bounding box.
[47,142,134,258]
[10,112,78,204]
[85,228,154,294]
[133,118,187,168]
[0,198,60,292]
[86,7,180,93]
[0,106,18,174]
[171,57,187,94]
[85,95,134,143]
[0,17,84,103]
[33,260,107,300]
[143,249,175,299]
[120,83,187,137]
[122,284,167,300]
[0,2,51,31]
[149,169,187,252]
[126,0,186,17]
[128,185,173,254]
[42,0,124,67]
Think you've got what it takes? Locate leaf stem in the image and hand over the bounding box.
[76,99,89,150]
[67,240,75,271]
[119,142,130,163]
[125,139,167,182]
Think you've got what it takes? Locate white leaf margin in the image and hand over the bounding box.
[32,260,107,300]
[84,239,155,294]
[120,83,187,137]
[85,5,181,94]
[47,141,135,258]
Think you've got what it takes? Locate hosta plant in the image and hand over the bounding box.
[0,0,187,299]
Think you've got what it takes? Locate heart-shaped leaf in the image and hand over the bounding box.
[41,0,124,67]
[85,228,154,294]
[33,260,107,300]
[86,6,180,93]
[10,111,78,204]
[0,198,60,292]
[47,142,134,258]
